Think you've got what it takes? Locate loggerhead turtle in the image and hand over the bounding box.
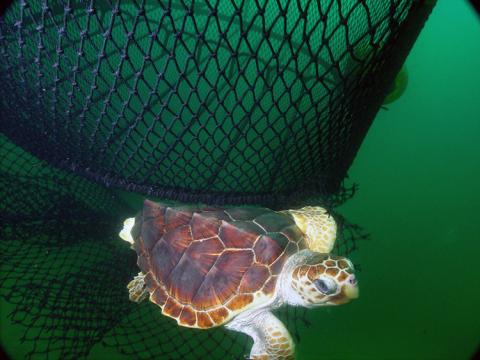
[119,200,359,359]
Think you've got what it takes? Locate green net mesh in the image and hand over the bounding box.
[0,134,365,359]
[0,0,434,358]
[1,0,432,207]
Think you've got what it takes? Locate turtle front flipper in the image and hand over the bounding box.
[127,272,149,302]
[227,311,295,360]
[284,206,337,253]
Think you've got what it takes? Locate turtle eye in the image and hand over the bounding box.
[314,277,337,295]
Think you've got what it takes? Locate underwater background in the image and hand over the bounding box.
[1,0,479,359]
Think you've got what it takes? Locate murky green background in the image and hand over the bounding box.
[1,0,479,359]
[298,1,480,358]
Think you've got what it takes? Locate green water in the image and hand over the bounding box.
[1,0,480,359]
[296,1,480,358]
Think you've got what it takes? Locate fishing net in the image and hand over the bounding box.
[0,134,364,359]
[0,0,434,207]
[0,0,434,359]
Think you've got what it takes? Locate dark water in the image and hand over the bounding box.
[1,1,479,359]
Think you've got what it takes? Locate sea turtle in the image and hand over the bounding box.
[119,200,359,360]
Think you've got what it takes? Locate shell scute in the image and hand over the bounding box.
[232,219,267,235]
[239,263,270,293]
[142,199,165,220]
[192,249,252,309]
[150,241,180,284]
[254,212,296,232]
[151,287,167,306]
[196,312,214,328]
[199,209,231,221]
[208,307,229,325]
[141,218,164,250]
[166,237,223,303]
[227,294,254,311]
[282,225,305,243]
[144,272,156,292]
[168,253,209,304]
[284,240,300,256]
[163,225,192,253]
[163,297,182,318]
[225,207,270,221]
[216,249,253,273]
[184,237,224,275]
[179,306,197,327]
[262,276,278,295]
[270,255,289,275]
[219,221,259,248]
[192,275,221,310]
[253,235,284,265]
[164,207,193,232]
[191,213,221,239]
[266,232,290,249]
[137,252,149,275]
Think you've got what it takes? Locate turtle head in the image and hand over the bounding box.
[287,253,358,307]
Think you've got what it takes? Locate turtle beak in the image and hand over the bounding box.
[332,285,359,304]
[328,275,359,305]
[343,275,359,300]
[343,283,359,300]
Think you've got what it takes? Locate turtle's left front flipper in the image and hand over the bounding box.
[227,311,295,360]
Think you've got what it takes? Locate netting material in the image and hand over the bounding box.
[0,135,366,359]
[0,0,433,207]
[0,134,132,358]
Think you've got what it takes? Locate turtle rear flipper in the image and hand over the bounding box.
[127,272,149,302]
[119,217,136,247]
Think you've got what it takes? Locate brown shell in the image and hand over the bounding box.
[131,200,305,328]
